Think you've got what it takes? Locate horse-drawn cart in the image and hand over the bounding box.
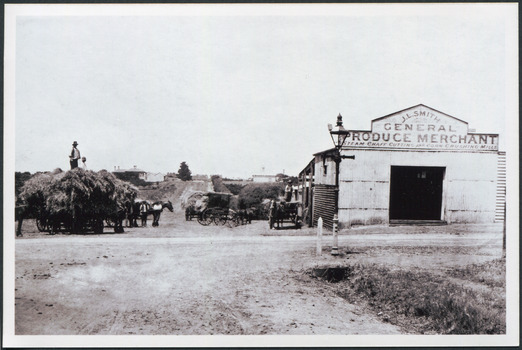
[196,192,240,227]
[268,200,302,229]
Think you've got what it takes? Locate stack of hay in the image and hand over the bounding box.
[180,191,209,212]
[17,168,137,230]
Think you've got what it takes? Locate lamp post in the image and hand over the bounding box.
[328,114,353,255]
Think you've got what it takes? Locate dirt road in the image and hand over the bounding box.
[14,213,503,335]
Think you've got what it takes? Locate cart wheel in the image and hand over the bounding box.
[197,210,213,226]
[214,214,227,226]
[226,214,240,228]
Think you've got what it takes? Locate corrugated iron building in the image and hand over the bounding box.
[298,104,505,229]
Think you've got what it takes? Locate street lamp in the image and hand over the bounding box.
[328,114,353,255]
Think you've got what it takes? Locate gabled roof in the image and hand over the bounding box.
[113,167,146,173]
[371,104,468,125]
[313,148,337,157]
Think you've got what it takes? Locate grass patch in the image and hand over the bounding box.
[446,258,506,288]
[323,260,505,334]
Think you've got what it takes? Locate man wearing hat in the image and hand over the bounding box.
[69,141,81,169]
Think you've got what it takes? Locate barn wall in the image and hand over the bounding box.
[313,155,336,186]
[495,151,506,222]
[337,149,498,226]
[312,184,337,229]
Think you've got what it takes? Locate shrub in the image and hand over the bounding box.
[237,183,285,218]
[226,183,245,195]
[113,171,148,187]
[337,262,506,334]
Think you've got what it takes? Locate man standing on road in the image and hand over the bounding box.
[69,141,81,169]
[140,201,150,227]
[151,202,163,227]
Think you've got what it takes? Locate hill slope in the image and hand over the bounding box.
[137,180,213,214]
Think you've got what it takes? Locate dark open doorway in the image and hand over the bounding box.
[389,166,445,221]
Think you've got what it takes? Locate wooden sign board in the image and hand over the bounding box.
[344,105,499,152]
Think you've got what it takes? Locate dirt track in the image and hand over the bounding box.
[14,212,504,335]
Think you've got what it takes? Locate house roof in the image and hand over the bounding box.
[371,104,468,125]
[113,166,146,173]
[312,148,338,157]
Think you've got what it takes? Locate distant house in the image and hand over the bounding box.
[113,165,165,183]
[164,173,181,181]
[113,165,147,182]
[146,172,165,183]
[192,174,209,181]
[252,174,278,183]
[222,177,252,186]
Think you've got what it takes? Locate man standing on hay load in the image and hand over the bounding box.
[69,141,81,169]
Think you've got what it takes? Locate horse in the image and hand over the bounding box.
[268,200,302,230]
[126,200,148,227]
[107,207,126,233]
[185,206,198,221]
[151,200,174,227]
[237,208,255,225]
[126,200,159,227]
[15,203,69,236]
[15,201,50,236]
[15,205,27,237]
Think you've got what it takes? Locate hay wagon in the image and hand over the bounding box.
[16,168,136,236]
[35,211,105,234]
[185,206,200,221]
[197,192,240,227]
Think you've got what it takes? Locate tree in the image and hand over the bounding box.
[211,175,231,193]
[238,183,285,209]
[177,161,192,181]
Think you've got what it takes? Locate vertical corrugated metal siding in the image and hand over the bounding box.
[312,184,337,229]
[495,152,506,222]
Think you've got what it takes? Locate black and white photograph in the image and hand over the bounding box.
[3,3,519,348]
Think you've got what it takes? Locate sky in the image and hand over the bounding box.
[9,4,517,179]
